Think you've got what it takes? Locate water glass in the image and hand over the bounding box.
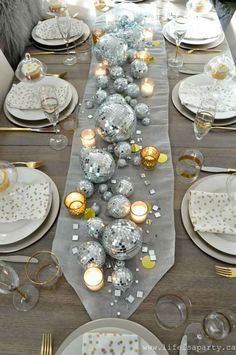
[176,149,204,183]
[168,16,188,68]
[193,98,216,140]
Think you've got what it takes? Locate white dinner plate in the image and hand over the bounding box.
[6,77,72,121]
[32,18,83,47]
[188,174,236,256]
[0,168,52,245]
[55,318,169,355]
[178,73,236,120]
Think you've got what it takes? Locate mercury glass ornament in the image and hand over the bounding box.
[109,66,124,79]
[134,103,149,119]
[105,94,126,105]
[85,98,95,109]
[95,102,136,143]
[97,34,128,66]
[96,75,109,89]
[99,183,108,194]
[80,148,116,183]
[77,179,94,198]
[107,194,131,218]
[111,177,134,197]
[77,241,106,268]
[114,142,131,158]
[142,117,151,126]
[87,217,105,239]
[102,191,113,201]
[126,83,140,98]
[114,78,128,93]
[102,219,143,260]
[131,59,148,79]
[112,265,133,292]
[117,159,128,168]
[95,89,107,105]
[91,202,101,215]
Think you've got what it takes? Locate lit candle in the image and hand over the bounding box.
[141,78,155,97]
[135,49,151,63]
[94,0,107,11]
[143,28,154,43]
[95,63,107,77]
[140,146,160,170]
[64,192,86,216]
[130,201,148,224]
[80,129,96,148]
[84,267,104,291]
[92,28,105,44]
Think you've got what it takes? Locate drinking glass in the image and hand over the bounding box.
[39,85,68,150]
[0,161,18,195]
[176,149,204,183]
[186,0,212,17]
[57,14,77,66]
[0,261,39,311]
[168,16,188,68]
[193,98,216,140]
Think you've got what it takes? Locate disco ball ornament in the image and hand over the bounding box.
[80,148,116,183]
[131,59,148,79]
[142,117,151,126]
[102,191,113,201]
[114,142,131,158]
[97,34,128,66]
[117,22,145,50]
[126,83,140,98]
[98,183,108,194]
[135,103,149,119]
[91,202,101,216]
[109,66,124,79]
[96,75,109,89]
[127,49,137,63]
[119,15,134,28]
[93,44,103,61]
[117,159,128,168]
[107,144,114,153]
[107,195,131,218]
[111,177,134,197]
[87,217,105,239]
[105,94,126,105]
[77,179,94,198]
[95,102,136,143]
[132,155,141,166]
[85,98,94,109]
[130,99,138,108]
[77,241,106,268]
[95,89,107,105]
[126,75,134,83]
[102,219,143,260]
[112,264,133,292]
[125,96,131,103]
[114,78,128,93]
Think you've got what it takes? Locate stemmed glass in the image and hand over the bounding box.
[57,14,77,66]
[39,85,68,150]
[0,261,39,312]
[193,98,216,140]
[168,16,189,68]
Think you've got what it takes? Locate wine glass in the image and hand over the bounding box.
[57,14,77,66]
[0,161,18,195]
[39,85,68,150]
[193,98,216,140]
[0,261,39,312]
[168,16,189,68]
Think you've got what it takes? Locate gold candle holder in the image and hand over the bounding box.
[80,129,96,148]
[135,49,151,63]
[64,191,86,216]
[130,201,148,224]
[95,63,107,77]
[84,267,104,291]
[92,28,105,44]
[143,28,154,43]
[141,78,155,97]
[140,146,160,170]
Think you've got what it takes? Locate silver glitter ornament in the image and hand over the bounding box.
[102,191,113,201]
[109,66,124,80]
[95,89,107,105]
[102,219,143,260]
[95,102,136,143]
[85,98,94,109]
[134,103,149,119]
[112,265,133,292]
[77,241,106,268]
[96,75,109,89]
[107,195,131,218]
[77,179,94,198]
[91,202,101,215]
[117,158,128,168]
[111,177,134,197]
[131,59,148,79]
[114,142,131,158]
[141,117,151,126]
[80,148,116,183]
[126,83,140,98]
[132,155,141,166]
[130,99,138,108]
[113,78,128,93]
[105,94,126,105]
[98,183,108,194]
[97,34,128,66]
[87,217,105,239]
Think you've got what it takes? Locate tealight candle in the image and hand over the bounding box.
[135,49,151,63]
[143,28,154,43]
[140,146,160,170]
[64,192,86,216]
[141,78,155,97]
[95,63,107,77]
[92,28,105,44]
[84,267,104,291]
[80,129,96,148]
[130,201,148,224]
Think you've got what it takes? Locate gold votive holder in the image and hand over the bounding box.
[95,63,107,77]
[130,201,148,224]
[92,28,105,44]
[84,266,104,291]
[143,28,154,43]
[64,192,86,216]
[140,146,160,170]
[80,129,96,148]
[94,0,107,11]
[141,78,155,97]
[135,49,151,63]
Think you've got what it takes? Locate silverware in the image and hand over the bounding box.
[0,255,38,263]
[179,68,201,75]
[201,166,236,173]
[182,48,222,54]
[31,51,76,55]
[211,126,236,131]
[46,72,67,79]
[41,333,52,355]
[0,127,55,133]
[179,335,188,355]
[215,265,236,278]
[11,161,44,169]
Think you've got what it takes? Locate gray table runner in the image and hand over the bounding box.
[53,10,175,320]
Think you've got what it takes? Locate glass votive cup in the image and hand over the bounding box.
[154,292,192,330]
[141,78,155,97]
[135,49,151,63]
[143,27,154,43]
[83,266,104,291]
[203,309,236,340]
[130,201,148,224]
[92,27,105,44]
[140,146,160,170]
[64,191,86,216]
[176,149,204,183]
[95,63,107,77]
[80,128,96,148]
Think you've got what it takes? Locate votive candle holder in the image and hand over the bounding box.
[64,191,86,216]
[84,266,104,291]
[130,201,148,224]
[80,129,96,148]
[140,146,160,170]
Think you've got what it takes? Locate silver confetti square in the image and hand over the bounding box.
[88,115,93,119]
[137,291,144,298]
[155,212,161,218]
[142,246,148,253]
[136,130,141,135]
[107,276,112,282]
[71,247,78,255]
[115,289,121,297]
[149,189,156,195]
[144,180,151,186]
[153,205,159,211]
[140,173,146,178]
[111,179,117,184]
[137,137,143,143]
[73,223,79,230]
[130,140,135,144]
[72,235,79,241]
[127,295,135,304]
[149,250,155,256]
[136,268,139,272]
[150,255,157,261]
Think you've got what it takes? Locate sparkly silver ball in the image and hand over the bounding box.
[114,78,128,93]
[77,179,94,198]
[127,49,136,63]
[102,219,143,260]
[125,96,131,103]
[87,217,105,239]
[107,144,114,153]
[126,83,140,98]
[126,75,134,83]
[103,191,113,201]
[80,148,116,183]
[85,98,94,109]
[111,177,134,197]
[117,158,128,168]
[95,89,107,105]
[109,66,124,79]
[107,195,131,218]
[112,265,133,292]
[96,75,109,89]
[97,34,128,66]
[95,102,136,143]
[91,202,101,215]
[117,22,145,49]
[131,59,148,79]
[132,155,141,166]
[130,99,138,108]
[134,103,149,119]
[93,44,103,61]
[77,241,106,268]
[114,142,131,158]
[142,117,151,126]
[105,94,126,105]
[99,183,108,194]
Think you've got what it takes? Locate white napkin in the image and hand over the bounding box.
[189,190,236,234]
[0,182,50,222]
[6,83,69,110]
[82,332,139,355]
[184,19,221,40]
[35,18,82,40]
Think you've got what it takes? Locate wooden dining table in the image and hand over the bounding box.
[0,1,236,354]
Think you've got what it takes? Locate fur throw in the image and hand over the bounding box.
[0,0,43,69]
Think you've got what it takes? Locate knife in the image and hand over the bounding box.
[201,166,236,173]
[0,255,38,263]
[179,68,201,75]
[0,127,55,133]
[31,51,76,55]
[179,334,188,355]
